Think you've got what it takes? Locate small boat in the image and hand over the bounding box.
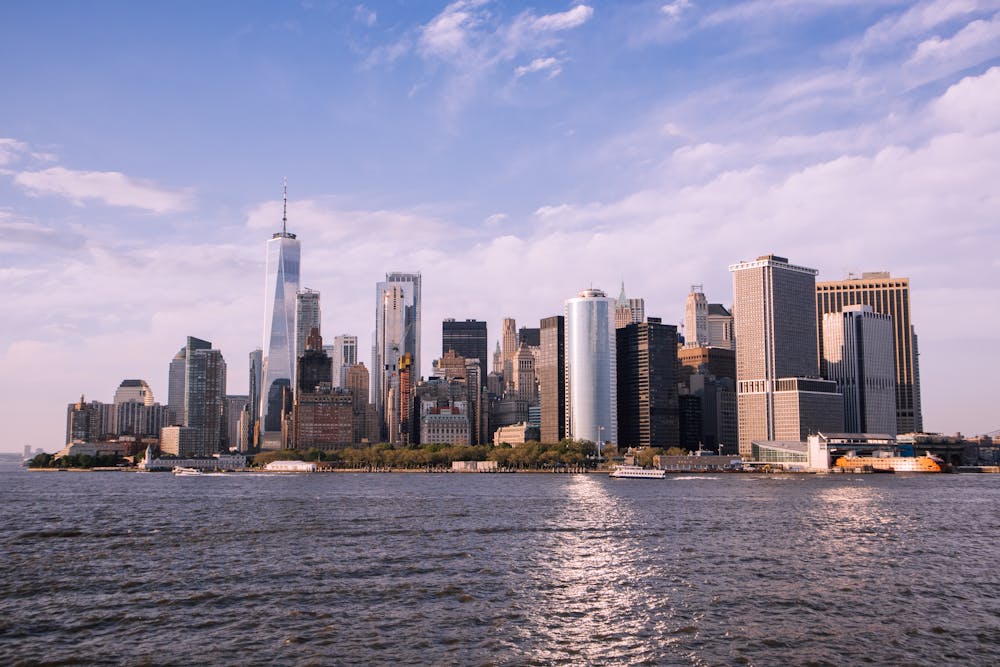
[172,466,202,476]
[609,464,667,479]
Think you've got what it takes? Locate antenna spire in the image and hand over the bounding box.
[282,177,288,234]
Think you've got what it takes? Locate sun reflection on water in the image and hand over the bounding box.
[513,474,680,664]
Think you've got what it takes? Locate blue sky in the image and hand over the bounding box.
[2,1,1000,451]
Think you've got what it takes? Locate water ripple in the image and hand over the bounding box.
[1,466,999,665]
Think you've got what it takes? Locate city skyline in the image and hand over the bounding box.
[2,2,1000,452]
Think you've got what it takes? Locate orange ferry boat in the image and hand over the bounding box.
[835,452,944,473]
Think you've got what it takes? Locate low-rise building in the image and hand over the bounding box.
[264,460,317,472]
[421,407,470,445]
[493,422,540,446]
[142,452,247,471]
[452,460,498,472]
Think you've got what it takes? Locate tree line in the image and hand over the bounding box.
[27,453,124,469]
[252,440,603,470]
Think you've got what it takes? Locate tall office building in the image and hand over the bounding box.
[685,286,709,347]
[615,282,645,329]
[538,316,565,444]
[248,349,262,445]
[346,362,379,445]
[111,379,154,434]
[374,272,421,440]
[501,317,517,388]
[707,304,735,350]
[442,319,488,388]
[168,338,210,425]
[180,336,227,456]
[565,289,617,448]
[260,183,301,447]
[822,305,896,435]
[326,334,358,388]
[816,272,923,433]
[223,395,249,450]
[295,288,321,363]
[298,329,333,393]
[513,344,537,404]
[678,346,736,386]
[617,318,679,449]
[730,254,842,456]
[113,379,154,407]
[517,327,540,348]
[292,330,354,450]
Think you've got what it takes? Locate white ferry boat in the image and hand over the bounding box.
[172,466,203,476]
[609,464,667,479]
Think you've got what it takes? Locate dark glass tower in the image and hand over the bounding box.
[616,318,679,449]
[442,319,487,388]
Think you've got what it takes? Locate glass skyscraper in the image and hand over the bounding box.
[260,188,301,446]
[565,288,617,449]
[442,319,487,388]
[373,272,421,439]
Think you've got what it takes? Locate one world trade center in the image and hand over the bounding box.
[259,182,300,449]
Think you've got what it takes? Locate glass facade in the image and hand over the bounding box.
[260,232,301,437]
[538,316,565,444]
[442,319,487,388]
[565,289,617,447]
[816,274,922,433]
[374,273,421,438]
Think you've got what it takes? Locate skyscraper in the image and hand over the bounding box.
[565,289,617,448]
[181,336,227,456]
[517,326,540,348]
[295,288,321,363]
[298,329,332,394]
[685,285,709,347]
[374,272,421,440]
[707,304,735,350]
[822,305,896,435]
[113,379,154,407]
[538,315,565,444]
[816,272,923,433]
[730,254,842,456]
[248,348,262,445]
[617,318,679,449]
[346,362,379,445]
[442,319,487,388]
[327,334,358,388]
[615,282,645,329]
[501,317,517,388]
[168,338,210,426]
[260,183,301,448]
[513,344,537,404]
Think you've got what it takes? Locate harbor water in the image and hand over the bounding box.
[2,462,999,665]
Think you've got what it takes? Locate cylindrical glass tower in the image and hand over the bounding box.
[565,288,617,448]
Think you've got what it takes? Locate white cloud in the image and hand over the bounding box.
[14,167,194,213]
[932,65,1000,132]
[515,56,562,78]
[354,4,376,27]
[857,0,992,53]
[418,0,485,58]
[907,12,1000,72]
[701,0,892,28]
[531,5,594,32]
[0,138,27,166]
[661,0,693,20]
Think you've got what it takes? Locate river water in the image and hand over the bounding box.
[2,462,998,666]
